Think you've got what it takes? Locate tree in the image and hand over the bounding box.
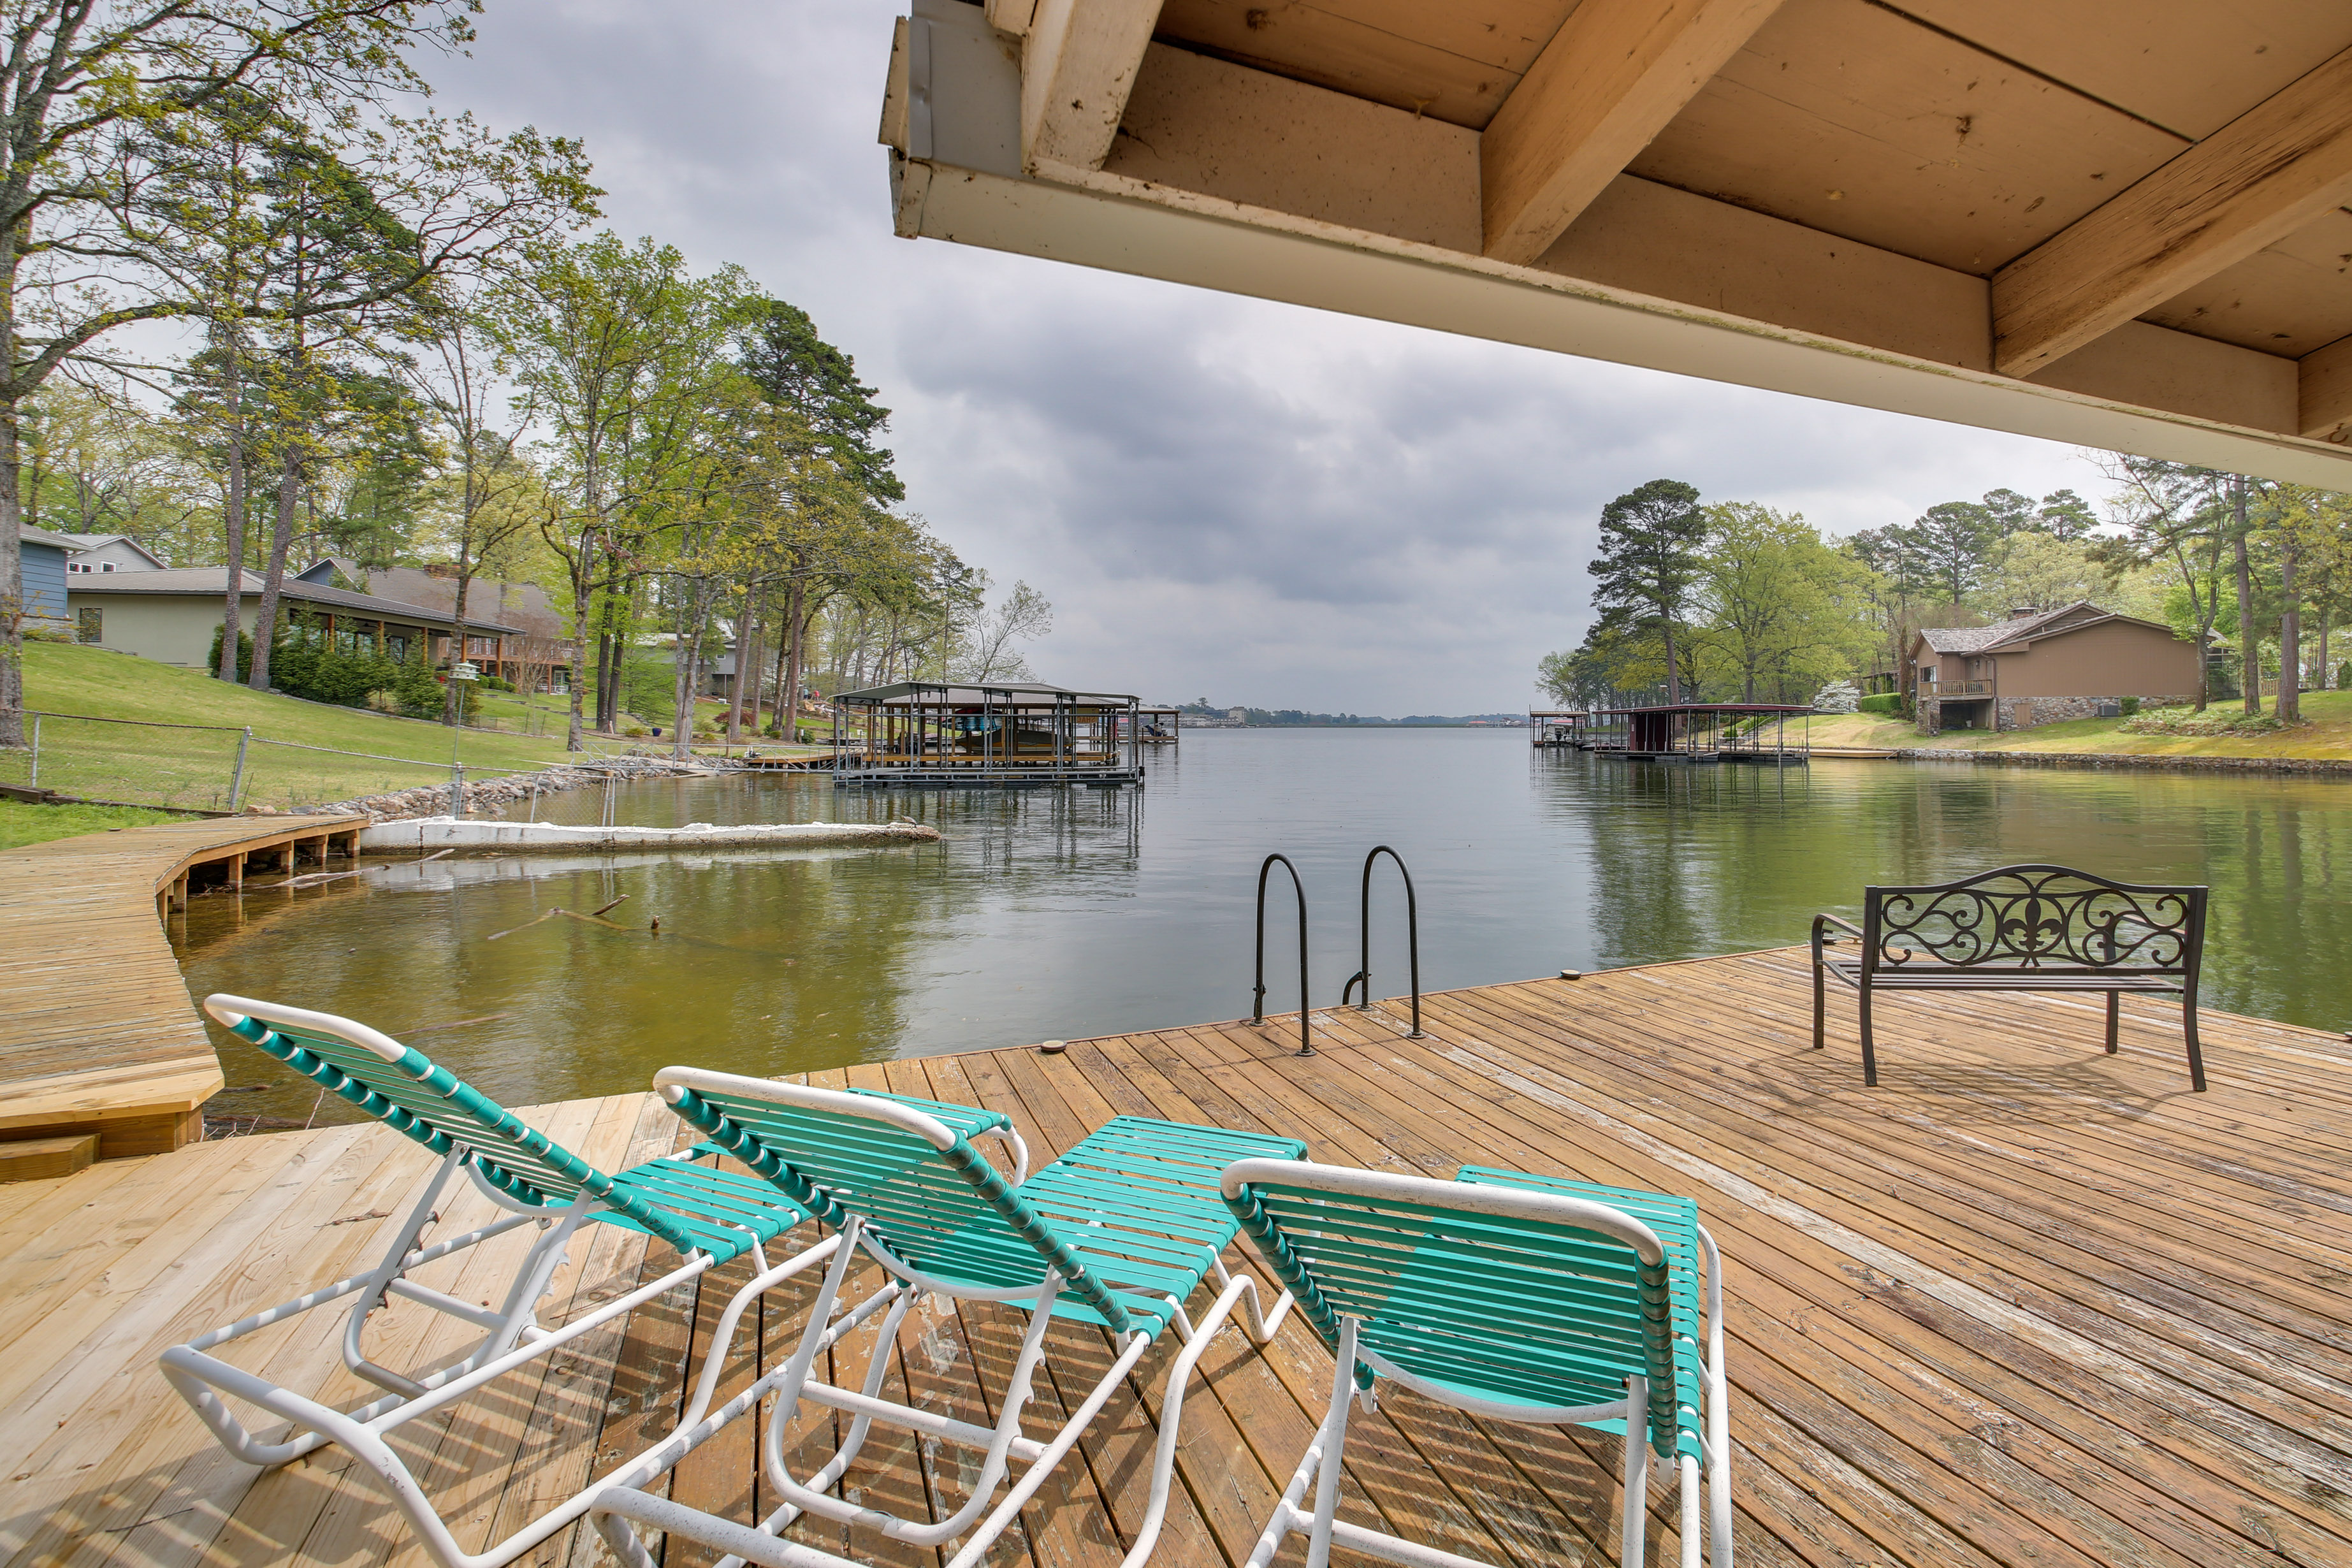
[396,291,543,722]
[2036,489,2098,541]
[0,2,592,746]
[733,296,904,741]
[956,574,1052,681]
[1683,504,1867,702]
[486,233,750,750]
[1586,479,1706,701]
[2094,456,2230,710]
[1905,501,1997,604]
[1976,534,2114,616]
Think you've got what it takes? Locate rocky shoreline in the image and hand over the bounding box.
[272,753,746,824]
[1892,747,2352,778]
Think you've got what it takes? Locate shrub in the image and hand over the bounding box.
[2119,696,2140,717]
[1811,678,1861,714]
[623,724,648,738]
[1857,692,1901,716]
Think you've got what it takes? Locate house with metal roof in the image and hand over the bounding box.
[1909,602,2202,733]
[65,567,525,676]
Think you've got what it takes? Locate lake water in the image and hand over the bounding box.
[178,729,2352,1125]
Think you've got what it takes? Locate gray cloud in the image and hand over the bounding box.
[429,1,2097,712]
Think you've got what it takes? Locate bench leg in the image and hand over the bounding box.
[2105,992,2119,1054]
[2183,996,2207,1093]
[1859,985,1877,1087]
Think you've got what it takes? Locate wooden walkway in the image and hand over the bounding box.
[6,948,2351,1567]
[0,815,365,1160]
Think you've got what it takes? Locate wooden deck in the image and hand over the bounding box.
[7,948,2352,1567]
[0,815,365,1158]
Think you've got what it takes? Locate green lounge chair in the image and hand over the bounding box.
[588,1070,1309,1568]
[1219,1158,1732,1568]
[161,996,1002,1568]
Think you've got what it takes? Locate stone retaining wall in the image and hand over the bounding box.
[1893,747,2352,777]
[243,753,736,824]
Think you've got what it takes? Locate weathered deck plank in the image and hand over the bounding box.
[0,815,365,1157]
[6,948,2351,1568]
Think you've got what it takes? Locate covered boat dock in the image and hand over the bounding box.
[1601,702,1813,765]
[829,679,1145,787]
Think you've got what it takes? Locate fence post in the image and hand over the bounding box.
[451,763,465,818]
[26,714,38,789]
[227,727,251,812]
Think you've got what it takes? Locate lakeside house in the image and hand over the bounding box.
[1910,602,2202,733]
[64,565,526,678]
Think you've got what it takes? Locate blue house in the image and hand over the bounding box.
[17,524,72,635]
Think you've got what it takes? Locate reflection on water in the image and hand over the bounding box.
[178,730,2352,1124]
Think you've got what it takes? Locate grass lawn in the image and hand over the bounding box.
[1807,689,2352,759]
[14,641,586,811]
[0,798,190,850]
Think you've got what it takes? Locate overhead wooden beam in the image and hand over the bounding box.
[1479,0,1785,266]
[2304,335,2352,445]
[1018,0,1162,173]
[1993,45,2352,379]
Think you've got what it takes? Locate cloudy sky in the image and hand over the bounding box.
[425,1,2098,715]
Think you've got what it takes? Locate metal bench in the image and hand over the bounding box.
[1811,864,2208,1091]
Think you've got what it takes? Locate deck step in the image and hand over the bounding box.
[0,1133,98,1182]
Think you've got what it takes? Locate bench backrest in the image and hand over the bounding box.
[1861,864,2206,976]
[1221,1158,1680,1451]
[202,993,706,1254]
[653,1067,1142,1336]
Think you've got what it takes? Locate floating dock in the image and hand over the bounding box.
[8,943,2350,1567]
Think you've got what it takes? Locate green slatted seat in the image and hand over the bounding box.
[1219,1158,1733,1568]
[162,995,963,1568]
[207,1000,808,1264]
[590,1068,1307,1568]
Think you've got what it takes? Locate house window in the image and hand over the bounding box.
[76,607,101,644]
[100,561,115,572]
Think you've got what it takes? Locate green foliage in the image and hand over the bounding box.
[1685,502,1872,702]
[221,612,458,720]
[1859,692,1901,715]
[2119,696,2140,716]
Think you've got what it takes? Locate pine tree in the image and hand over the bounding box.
[1586,479,1707,701]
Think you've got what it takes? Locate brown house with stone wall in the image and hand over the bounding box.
[1909,602,2200,734]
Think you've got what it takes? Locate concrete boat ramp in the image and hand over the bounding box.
[356,815,940,853]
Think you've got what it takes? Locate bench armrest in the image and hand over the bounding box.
[1811,913,1863,963]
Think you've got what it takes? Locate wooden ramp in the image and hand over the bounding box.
[0,814,364,1157]
[6,948,2351,1567]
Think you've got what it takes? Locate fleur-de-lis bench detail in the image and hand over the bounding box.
[1811,864,2208,1090]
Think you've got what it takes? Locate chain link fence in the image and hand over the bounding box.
[0,713,251,811]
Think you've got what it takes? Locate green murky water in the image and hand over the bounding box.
[177,730,2352,1125]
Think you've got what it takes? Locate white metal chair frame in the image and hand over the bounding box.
[1224,1160,1732,1568]
[155,999,906,1568]
[590,1071,1297,1568]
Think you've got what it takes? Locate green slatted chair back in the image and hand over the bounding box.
[1221,1158,1681,1455]
[203,994,704,1256]
[656,1068,1145,1337]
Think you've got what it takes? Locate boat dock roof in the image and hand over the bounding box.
[11,947,2351,1567]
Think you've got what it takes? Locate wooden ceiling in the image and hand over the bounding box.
[882,1,2352,482]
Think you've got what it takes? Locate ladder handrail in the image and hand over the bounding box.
[1339,845,1423,1039]
[1251,852,1314,1057]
